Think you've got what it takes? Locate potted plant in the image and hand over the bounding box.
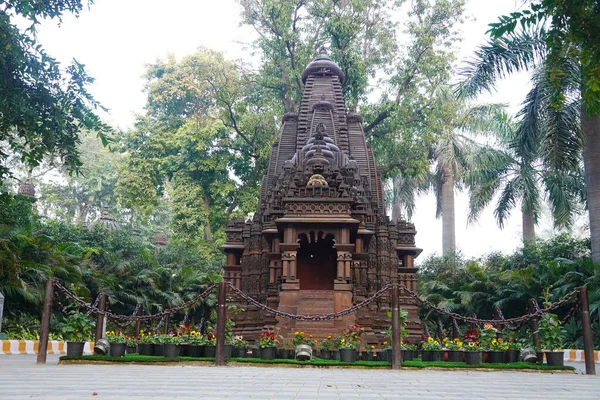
[539,312,564,366]
[203,331,217,358]
[464,341,482,365]
[186,330,202,357]
[125,335,137,354]
[421,337,443,361]
[137,331,154,355]
[60,310,94,356]
[153,333,164,356]
[319,336,334,360]
[256,330,278,360]
[232,335,249,358]
[487,338,507,363]
[445,338,463,362]
[162,333,183,358]
[503,332,521,363]
[338,324,364,362]
[105,331,127,357]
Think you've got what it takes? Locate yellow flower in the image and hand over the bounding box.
[457,341,463,347]
[383,341,388,345]
[341,339,345,343]
[314,340,318,343]
[327,335,332,339]
[427,337,434,343]
[443,338,448,342]
[483,324,494,329]
[300,332,304,335]
[491,340,498,346]
[370,345,375,349]
[294,331,299,335]
[498,338,504,344]
[453,338,459,344]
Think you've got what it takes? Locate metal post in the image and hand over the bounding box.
[0,292,4,333]
[215,281,227,366]
[391,283,401,369]
[135,303,143,337]
[95,294,106,343]
[577,286,596,375]
[37,280,54,364]
[527,299,541,349]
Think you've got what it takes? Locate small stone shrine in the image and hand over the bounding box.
[221,56,422,343]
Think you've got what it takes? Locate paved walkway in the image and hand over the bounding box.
[0,355,598,399]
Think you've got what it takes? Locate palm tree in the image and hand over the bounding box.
[466,106,585,243]
[457,26,600,262]
[426,90,509,256]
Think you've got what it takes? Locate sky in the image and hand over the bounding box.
[30,0,580,261]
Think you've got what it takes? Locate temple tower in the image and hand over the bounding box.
[221,56,422,343]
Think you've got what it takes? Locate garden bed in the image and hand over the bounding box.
[58,354,575,372]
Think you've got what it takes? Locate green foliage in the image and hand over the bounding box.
[0,0,111,183]
[58,310,94,342]
[539,312,563,351]
[418,234,599,348]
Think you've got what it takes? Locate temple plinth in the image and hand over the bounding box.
[221,55,422,343]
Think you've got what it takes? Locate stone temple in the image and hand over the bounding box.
[221,56,422,343]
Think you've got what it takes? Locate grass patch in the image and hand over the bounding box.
[58,354,574,371]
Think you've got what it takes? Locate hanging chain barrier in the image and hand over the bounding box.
[559,303,579,326]
[146,315,165,333]
[52,279,578,329]
[399,284,579,325]
[226,282,391,321]
[86,294,102,317]
[112,302,144,328]
[52,280,218,322]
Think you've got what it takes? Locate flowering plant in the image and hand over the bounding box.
[232,335,249,349]
[506,338,521,350]
[338,324,365,349]
[489,338,508,351]
[382,340,391,350]
[162,333,184,345]
[421,336,442,350]
[188,330,203,345]
[291,331,312,346]
[539,312,563,351]
[479,324,498,349]
[105,331,126,343]
[125,335,137,347]
[464,329,480,346]
[446,338,463,351]
[256,330,278,348]
[320,336,335,351]
[137,331,154,344]
[464,341,481,352]
[203,333,216,346]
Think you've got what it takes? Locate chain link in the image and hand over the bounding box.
[86,294,101,317]
[560,303,579,326]
[226,282,391,320]
[53,280,217,322]
[400,284,578,325]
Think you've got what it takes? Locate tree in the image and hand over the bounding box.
[466,92,585,243]
[457,1,600,263]
[0,0,111,183]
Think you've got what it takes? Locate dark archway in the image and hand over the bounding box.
[296,231,336,290]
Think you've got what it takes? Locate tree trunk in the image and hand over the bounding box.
[203,196,213,242]
[391,200,402,223]
[582,111,600,263]
[522,206,536,244]
[441,168,455,256]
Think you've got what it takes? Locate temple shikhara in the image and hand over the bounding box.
[221,56,422,343]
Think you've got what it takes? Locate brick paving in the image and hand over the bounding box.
[0,355,598,399]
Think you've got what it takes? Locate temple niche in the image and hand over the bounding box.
[221,55,422,343]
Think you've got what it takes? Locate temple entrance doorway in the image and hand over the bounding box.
[296,231,336,290]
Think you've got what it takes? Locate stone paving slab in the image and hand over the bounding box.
[0,355,598,399]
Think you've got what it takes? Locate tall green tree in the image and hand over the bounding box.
[458,1,600,263]
[466,89,585,243]
[0,0,110,183]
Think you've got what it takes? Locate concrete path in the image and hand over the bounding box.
[0,355,598,400]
